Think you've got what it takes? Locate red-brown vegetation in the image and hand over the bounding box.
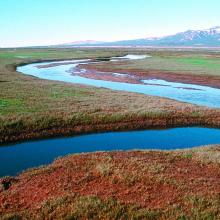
[1,147,220,219]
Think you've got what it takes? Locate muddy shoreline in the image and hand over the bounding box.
[71,64,143,84]
[22,57,220,89]
[80,63,220,89]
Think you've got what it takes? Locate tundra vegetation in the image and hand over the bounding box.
[1,48,220,219]
[1,48,220,143]
[0,146,220,219]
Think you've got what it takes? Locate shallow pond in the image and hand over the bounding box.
[1,127,220,177]
[17,55,220,108]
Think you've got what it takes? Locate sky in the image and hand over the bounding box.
[0,0,220,47]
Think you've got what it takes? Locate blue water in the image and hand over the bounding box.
[7,57,220,177]
[17,57,220,108]
[1,127,220,177]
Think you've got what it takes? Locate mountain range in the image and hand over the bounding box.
[59,26,220,47]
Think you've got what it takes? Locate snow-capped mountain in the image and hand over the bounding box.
[104,26,220,46]
[60,26,220,47]
[151,26,220,46]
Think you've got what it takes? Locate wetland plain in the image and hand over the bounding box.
[1,48,220,219]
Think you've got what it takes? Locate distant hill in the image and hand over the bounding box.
[58,26,220,47]
[60,40,104,46]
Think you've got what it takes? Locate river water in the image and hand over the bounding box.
[1,55,219,177]
[17,55,220,108]
[1,127,220,177]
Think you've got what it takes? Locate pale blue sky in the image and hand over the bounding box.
[1,0,220,47]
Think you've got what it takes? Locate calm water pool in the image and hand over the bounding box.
[1,127,220,177]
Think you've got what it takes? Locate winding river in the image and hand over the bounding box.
[17,55,220,108]
[1,127,220,177]
[1,55,220,177]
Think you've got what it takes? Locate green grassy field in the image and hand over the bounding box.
[96,50,220,76]
[126,56,220,75]
[1,48,220,143]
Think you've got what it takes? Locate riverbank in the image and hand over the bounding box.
[1,146,220,219]
[2,127,220,177]
[1,48,220,219]
[79,61,220,89]
[2,107,220,144]
[2,48,220,144]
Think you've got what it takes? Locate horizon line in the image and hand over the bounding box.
[1,25,220,48]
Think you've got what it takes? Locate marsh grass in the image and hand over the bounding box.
[39,195,161,220]
[21,165,56,178]
[1,147,220,219]
[1,48,220,143]
[185,195,220,220]
[96,161,113,177]
[1,48,220,219]
[176,145,220,164]
[116,53,220,76]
